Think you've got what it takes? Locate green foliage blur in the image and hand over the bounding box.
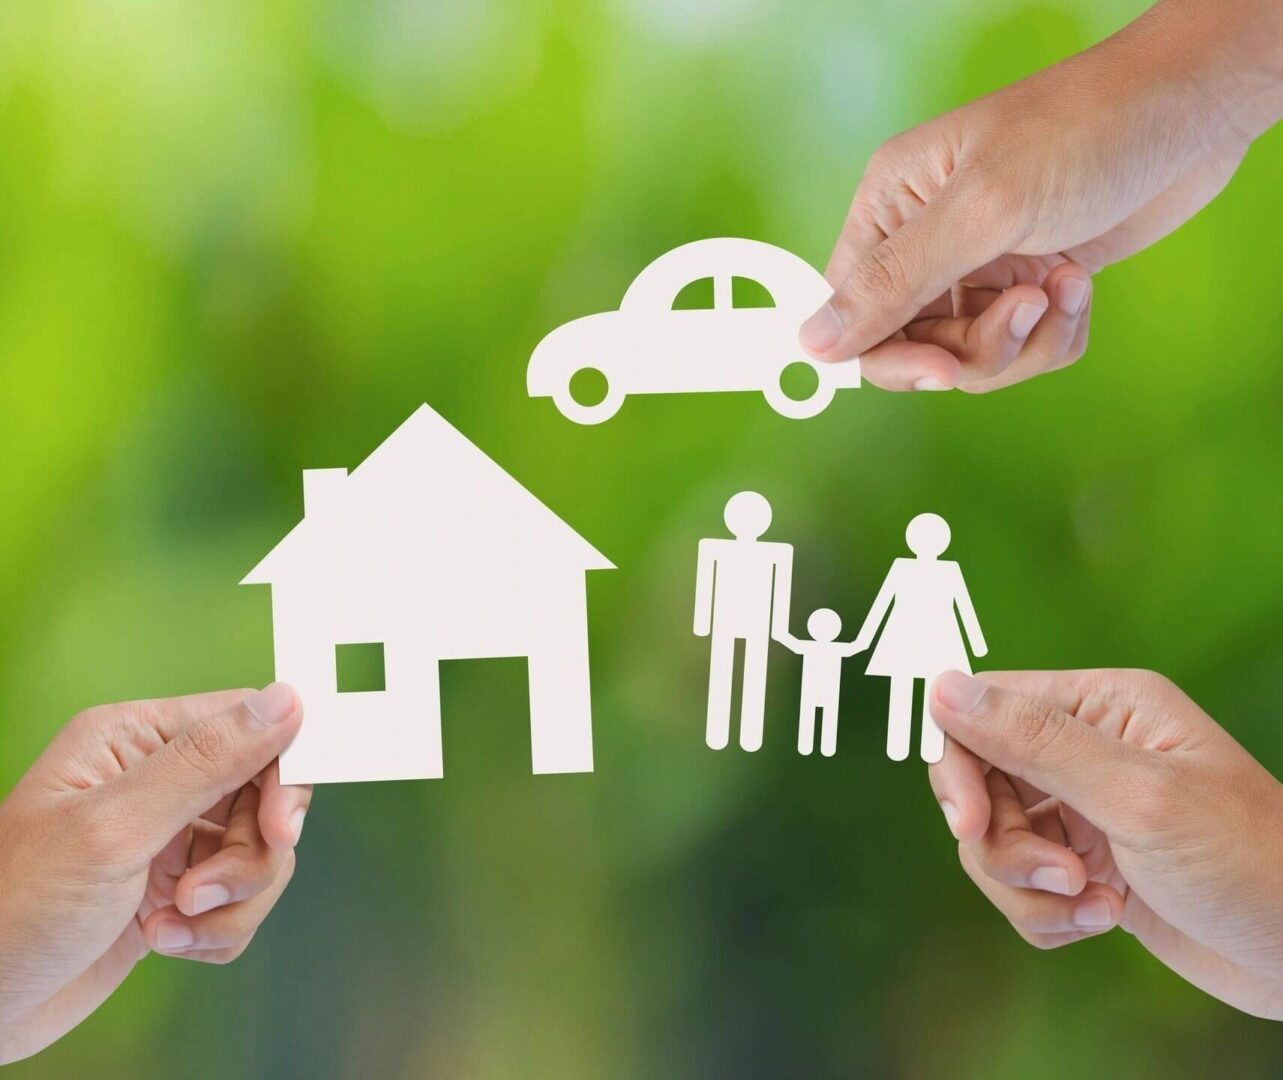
[3,1,1282,1075]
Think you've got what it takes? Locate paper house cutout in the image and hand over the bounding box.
[242,404,614,785]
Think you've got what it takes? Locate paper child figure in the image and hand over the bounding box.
[777,608,864,757]
[693,491,793,752]
[852,513,987,764]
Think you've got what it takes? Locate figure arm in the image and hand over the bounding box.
[776,632,804,653]
[953,565,988,658]
[693,540,716,637]
[769,544,794,641]
[837,638,866,658]
[852,564,898,652]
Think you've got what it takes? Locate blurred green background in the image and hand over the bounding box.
[3,0,1282,1075]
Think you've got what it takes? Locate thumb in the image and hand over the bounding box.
[112,683,302,854]
[929,670,1147,829]
[799,181,1005,362]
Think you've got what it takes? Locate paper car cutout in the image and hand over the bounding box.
[527,238,861,424]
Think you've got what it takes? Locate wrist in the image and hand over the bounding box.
[1128,0,1283,140]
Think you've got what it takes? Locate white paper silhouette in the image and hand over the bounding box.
[527,238,861,424]
[241,404,614,785]
[851,514,987,764]
[777,609,864,757]
[694,492,793,752]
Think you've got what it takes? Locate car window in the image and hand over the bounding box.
[732,276,775,308]
[671,276,715,310]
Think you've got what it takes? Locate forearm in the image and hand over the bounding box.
[1123,0,1283,139]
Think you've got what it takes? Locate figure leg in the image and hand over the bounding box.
[886,676,913,761]
[705,632,736,750]
[739,632,769,752]
[819,701,839,758]
[920,672,946,763]
[797,700,816,755]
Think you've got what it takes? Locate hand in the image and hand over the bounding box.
[927,668,1283,1020]
[0,685,311,1064]
[800,0,1283,393]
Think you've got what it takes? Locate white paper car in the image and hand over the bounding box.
[527,237,861,424]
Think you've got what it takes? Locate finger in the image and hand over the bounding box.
[966,770,1087,896]
[1027,799,1069,846]
[960,264,1091,393]
[857,336,964,391]
[959,845,1124,941]
[190,818,225,866]
[122,688,261,745]
[903,284,1049,384]
[200,790,239,827]
[175,784,290,916]
[927,738,990,841]
[111,683,302,857]
[258,759,313,852]
[144,855,294,962]
[929,671,1153,828]
[800,177,1010,363]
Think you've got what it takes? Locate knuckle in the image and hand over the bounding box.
[853,242,910,304]
[866,138,903,173]
[1006,696,1068,761]
[175,719,230,778]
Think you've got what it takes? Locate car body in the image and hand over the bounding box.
[527,237,861,424]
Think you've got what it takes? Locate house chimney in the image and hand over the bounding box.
[303,468,347,516]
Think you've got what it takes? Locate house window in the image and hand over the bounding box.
[335,642,386,693]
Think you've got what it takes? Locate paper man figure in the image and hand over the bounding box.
[852,513,987,764]
[777,608,864,757]
[694,491,793,752]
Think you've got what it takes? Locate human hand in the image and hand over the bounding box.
[927,668,1283,1020]
[0,685,310,1064]
[801,0,1283,393]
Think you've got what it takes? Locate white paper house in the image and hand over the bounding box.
[242,403,614,785]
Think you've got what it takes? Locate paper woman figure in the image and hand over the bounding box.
[851,513,987,763]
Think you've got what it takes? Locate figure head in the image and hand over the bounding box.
[724,491,772,540]
[806,608,842,642]
[905,512,951,558]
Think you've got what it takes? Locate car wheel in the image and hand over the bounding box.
[552,366,624,425]
[764,360,836,419]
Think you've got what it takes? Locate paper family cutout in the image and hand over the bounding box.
[527,237,861,424]
[242,404,613,785]
[694,493,986,764]
[243,239,989,783]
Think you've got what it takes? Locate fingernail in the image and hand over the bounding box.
[934,670,988,713]
[1057,277,1089,315]
[156,921,195,952]
[289,806,307,845]
[191,884,231,914]
[244,682,297,728]
[940,800,960,838]
[1031,866,1072,895]
[799,302,844,352]
[913,376,950,391]
[1073,896,1114,929]
[1009,302,1045,339]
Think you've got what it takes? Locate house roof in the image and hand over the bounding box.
[241,403,613,584]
